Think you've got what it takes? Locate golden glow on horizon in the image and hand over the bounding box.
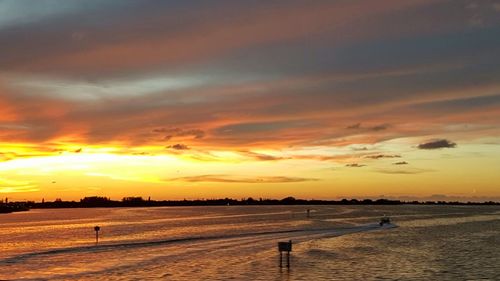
[1,138,499,201]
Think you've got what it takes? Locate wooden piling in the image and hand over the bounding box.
[94,226,100,244]
[278,240,292,268]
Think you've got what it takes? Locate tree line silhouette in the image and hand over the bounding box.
[0,196,496,212]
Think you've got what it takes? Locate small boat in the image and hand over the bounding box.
[379,216,391,226]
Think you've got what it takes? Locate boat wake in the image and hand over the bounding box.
[0,223,396,266]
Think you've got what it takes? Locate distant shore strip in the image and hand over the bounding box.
[1,196,499,214]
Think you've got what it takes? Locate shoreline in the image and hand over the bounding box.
[2,197,499,213]
[0,203,30,214]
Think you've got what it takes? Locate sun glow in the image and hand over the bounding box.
[1,137,499,201]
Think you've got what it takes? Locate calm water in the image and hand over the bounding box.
[0,205,499,280]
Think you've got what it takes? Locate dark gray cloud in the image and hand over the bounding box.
[345,123,389,131]
[167,144,190,150]
[393,161,408,165]
[418,139,456,149]
[365,154,401,159]
[346,163,366,168]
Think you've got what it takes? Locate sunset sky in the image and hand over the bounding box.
[1,0,499,201]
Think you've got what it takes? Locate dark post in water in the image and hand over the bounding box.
[278,240,292,268]
[94,226,101,244]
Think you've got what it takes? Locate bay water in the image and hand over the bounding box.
[0,205,499,280]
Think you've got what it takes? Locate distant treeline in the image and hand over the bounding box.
[11,196,500,209]
[0,202,30,214]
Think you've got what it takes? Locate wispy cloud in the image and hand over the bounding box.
[168,175,318,183]
[346,123,390,131]
[346,163,366,168]
[239,151,288,161]
[375,168,432,174]
[0,178,38,193]
[153,128,205,140]
[365,154,401,160]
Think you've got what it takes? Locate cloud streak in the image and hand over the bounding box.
[375,168,432,175]
[0,178,38,193]
[168,175,318,184]
[346,163,366,168]
[239,151,288,161]
[365,154,401,160]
